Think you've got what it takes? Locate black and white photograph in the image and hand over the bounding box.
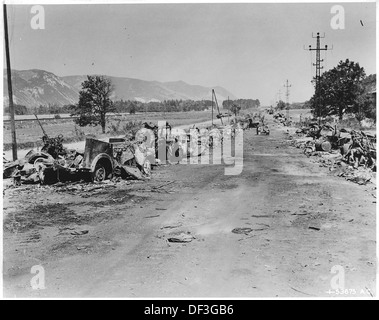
[1,0,377,301]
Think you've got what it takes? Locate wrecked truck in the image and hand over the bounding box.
[77,137,153,182]
[5,137,153,185]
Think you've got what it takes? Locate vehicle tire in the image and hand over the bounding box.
[33,157,46,166]
[304,147,313,157]
[93,165,106,182]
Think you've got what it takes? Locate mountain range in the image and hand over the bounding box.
[3,69,236,109]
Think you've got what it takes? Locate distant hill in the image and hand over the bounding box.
[3,69,79,108]
[63,75,236,103]
[3,69,236,110]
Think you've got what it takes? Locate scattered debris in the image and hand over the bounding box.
[161,224,182,230]
[153,181,175,190]
[237,235,257,242]
[291,212,309,216]
[289,122,376,185]
[273,112,291,126]
[70,230,89,236]
[167,232,195,243]
[232,227,253,235]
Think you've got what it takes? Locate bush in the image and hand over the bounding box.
[74,124,85,138]
[108,119,121,134]
[122,120,143,137]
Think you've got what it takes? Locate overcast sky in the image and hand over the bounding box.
[5,1,376,105]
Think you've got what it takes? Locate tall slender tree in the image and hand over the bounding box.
[71,75,115,133]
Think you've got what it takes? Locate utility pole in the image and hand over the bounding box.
[4,4,17,160]
[227,96,230,124]
[211,90,214,126]
[306,32,332,124]
[283,79,292,120]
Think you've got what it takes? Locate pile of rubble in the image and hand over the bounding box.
[273,112,290,126]
[3,128,156,186]
[290,121,376,185]
[3,120,236,187]
[232,113,270,135]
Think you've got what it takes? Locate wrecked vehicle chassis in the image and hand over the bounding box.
[81,138,152,182]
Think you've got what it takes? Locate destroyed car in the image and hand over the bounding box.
[80,138,153,182]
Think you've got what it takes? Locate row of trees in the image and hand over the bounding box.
[309,59,376,123]
[113,99,213,114]
[4,104,28,115]
[3,103,73,115]
[6,76,261,133]
[70,75,245,133]
[222,99,260,110]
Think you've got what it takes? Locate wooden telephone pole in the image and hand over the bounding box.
[4,4,17,160]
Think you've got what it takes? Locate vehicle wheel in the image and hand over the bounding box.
[93,165,106,182]
[33,157,47,166]
[304,147,313,157]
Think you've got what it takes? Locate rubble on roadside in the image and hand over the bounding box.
[3,118,242,188]
[273,112,291,126]
[230,112,270,135]
[3,124,159,186]
[289,121,376,185]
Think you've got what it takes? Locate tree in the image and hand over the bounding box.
[352,92,375,124]
[353,74,376,123]
[312,59,366,120]
[350,74,376,124]
[71,75,115,133]
[129,101,137,114]
[230,103,241,116]
[276,100,286,110]
[4,104,28,115]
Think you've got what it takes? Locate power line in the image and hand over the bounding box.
[305,32,333,123]
[283,79,292,120]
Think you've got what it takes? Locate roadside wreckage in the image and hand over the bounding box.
[3,116,157,185]
[230,113,270,135]
[273,112,291,126]
[290,121,376,185]
[1,126,201,186]
[4,136,154,185]
[3,119,248,186]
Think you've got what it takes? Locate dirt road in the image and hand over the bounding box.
[3,116,376,298]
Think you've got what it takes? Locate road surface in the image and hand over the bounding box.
[3,116,376,298]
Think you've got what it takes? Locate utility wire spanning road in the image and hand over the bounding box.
[3,116,376,298]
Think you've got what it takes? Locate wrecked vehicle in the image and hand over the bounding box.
[72,137,153,183]
[4,137,154,186]
[257,124,270,135]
